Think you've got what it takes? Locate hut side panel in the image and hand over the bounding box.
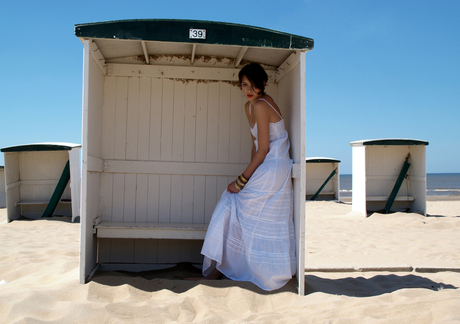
[80,40,105,283]
[276,52,306,295]
[4,153,21,220]
[0,168,5,208]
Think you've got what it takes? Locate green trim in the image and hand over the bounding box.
[75,19,314,50]
[351,139,429,146]
[42,161,70,218]
[311,168,337,201]
[0,166,4,169]
[1,143,81,153]
[384,159,411,214]
[306,158,341,163]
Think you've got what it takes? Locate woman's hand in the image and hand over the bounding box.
[227,181,240,193]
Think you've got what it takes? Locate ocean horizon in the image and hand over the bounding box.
[340,173,460,197]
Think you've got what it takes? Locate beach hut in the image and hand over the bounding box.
[305,157,340,201]
[0,166,5,208]
[75,19,313,295]
[350,139,429,217]
[1,143,81,222]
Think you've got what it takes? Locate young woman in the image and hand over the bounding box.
[200,63,295,291]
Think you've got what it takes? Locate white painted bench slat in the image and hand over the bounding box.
[95,222,208,240]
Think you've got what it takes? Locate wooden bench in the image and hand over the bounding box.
[366,195,415,202]
[94,217,208,240]
[16,199,72,206]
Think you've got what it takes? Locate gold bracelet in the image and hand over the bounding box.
[239,174,248,184]
[234,182,243,190]
[236,178,245,188]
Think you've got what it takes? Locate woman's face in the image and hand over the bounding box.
[241,75,263,102]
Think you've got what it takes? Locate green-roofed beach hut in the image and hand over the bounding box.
[1,143,82,222]
[305,157,341,201]
[350,138,429,217]
[75,19,313,294]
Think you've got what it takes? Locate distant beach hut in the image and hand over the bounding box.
[75,19,313,295]
[305,157,340,201]
[0,166,5,208]
[1,143,81,222]
[350,139,429,217]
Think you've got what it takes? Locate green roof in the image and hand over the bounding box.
[75,19,314,50]
[350,139,429,146]
[306,157,341,163]
[1,143,81,153]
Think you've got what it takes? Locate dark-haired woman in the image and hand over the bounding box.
[200,63,295,291]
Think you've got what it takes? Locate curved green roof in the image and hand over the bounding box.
[1,143,81,153]
[350,139,429,146]
[75,19,314,50]
[306,157,341,163]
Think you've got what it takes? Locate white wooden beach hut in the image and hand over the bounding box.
[75,19,313,295]
[1,143,81,222]
[0,166,5,208]
[350,139,429,217]
[305,157,340,201]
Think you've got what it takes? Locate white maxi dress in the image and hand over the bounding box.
[201,99,296,291]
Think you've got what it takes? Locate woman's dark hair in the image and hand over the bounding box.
[238,63,268,95]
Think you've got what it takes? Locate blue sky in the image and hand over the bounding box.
[1,0,459,173]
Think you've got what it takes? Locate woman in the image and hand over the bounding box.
[200,63,295,291]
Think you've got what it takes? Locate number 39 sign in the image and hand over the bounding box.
[189,29,206,39]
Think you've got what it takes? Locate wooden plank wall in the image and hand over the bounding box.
[305,163,338,197]
[98,75,274,264]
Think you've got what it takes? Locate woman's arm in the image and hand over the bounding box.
[227,100,270,193]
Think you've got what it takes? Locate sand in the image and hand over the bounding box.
[0,200,459,323]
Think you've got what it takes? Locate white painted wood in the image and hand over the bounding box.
[141,41,150,64]
[68,148,81,222]
[89,40,106,75]
[305,160,340,201]
[79,39,105,283]
[107,63,243,81]
[351,142,428,216]
[277,52,306,295]
[96,222,208,239]
[235,46,248,67]
[103,160,247,176]
[352,145,367,216]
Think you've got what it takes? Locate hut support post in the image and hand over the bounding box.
[311,168,337,201]
[42,160,70,218]
[384,154,411,214]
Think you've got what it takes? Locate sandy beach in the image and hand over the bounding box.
[0,200,459,323]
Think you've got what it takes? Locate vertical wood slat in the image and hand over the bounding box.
[161,79,174,161]
[114,77,128,160]
[206,83,219,163]
[138,78,151,161]
[195,83,208,163]
[149,78,162,161]
[184,82,197,162]
[172,81,185,162]
[126,77,140,160]
[218,82,231,163]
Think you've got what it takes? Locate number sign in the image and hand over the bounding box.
[189,29,206,39]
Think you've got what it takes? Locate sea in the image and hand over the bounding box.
[340,173,460,198]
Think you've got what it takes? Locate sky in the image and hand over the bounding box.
[0,0,459,174]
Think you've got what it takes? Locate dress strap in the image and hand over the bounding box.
[258,98,283,119]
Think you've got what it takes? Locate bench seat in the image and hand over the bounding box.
[95,222,208,240]
[366,195,415,202]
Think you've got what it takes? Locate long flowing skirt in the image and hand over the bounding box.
[201,158,296,291]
